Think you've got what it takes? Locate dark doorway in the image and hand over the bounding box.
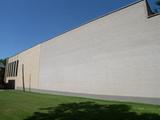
[6,80,15,89]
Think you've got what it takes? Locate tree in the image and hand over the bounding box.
[0,59,6,66]
[156,0,160,6]
[0,59,5,86]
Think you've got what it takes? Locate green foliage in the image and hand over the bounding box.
[0,59,6,66]
[156,0,160,5]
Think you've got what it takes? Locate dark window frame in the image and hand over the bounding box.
[15,60,19,76]
[146,0,160,18]
[7,63,11,77]
[7,60,19,77]
[10,62,13,77]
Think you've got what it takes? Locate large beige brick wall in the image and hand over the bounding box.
[6,1,160,99]
[39,1,160,98]
[6,45,41,89]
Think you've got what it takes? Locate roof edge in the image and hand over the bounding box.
[8,0,144,59]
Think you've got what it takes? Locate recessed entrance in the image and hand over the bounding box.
[6,80,15,89]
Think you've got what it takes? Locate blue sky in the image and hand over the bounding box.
[0,0,158,58]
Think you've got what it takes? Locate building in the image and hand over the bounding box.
[5,0,160,104]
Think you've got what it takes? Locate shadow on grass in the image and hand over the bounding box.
[25,102,160,120]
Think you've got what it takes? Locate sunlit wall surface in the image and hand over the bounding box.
[5,1,160,103]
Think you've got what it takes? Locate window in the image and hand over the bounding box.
[9,63,12,77]
[146,0,160,17]
[7,63,11,77]
[13,61,16,77]
[7,60,19,77]
[10,62,14,77]
[15,60,19,76]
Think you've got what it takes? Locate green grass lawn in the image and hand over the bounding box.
[0,90,160,120]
